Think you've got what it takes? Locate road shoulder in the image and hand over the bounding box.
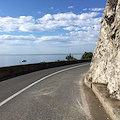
[84,76,120,120]
[82,78,111,120]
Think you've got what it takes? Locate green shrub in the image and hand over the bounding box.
[65,54,77,61]
[81,52,93,60]
[56,59,65,62]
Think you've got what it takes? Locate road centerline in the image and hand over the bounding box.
[0,63,89,107]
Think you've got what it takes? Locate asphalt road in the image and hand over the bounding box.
[0,62,111,120]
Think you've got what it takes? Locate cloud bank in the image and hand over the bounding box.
[0,12,101,32]
[0,9,103,46]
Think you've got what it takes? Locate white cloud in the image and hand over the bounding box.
[83,8,104,12]
[0,12,101,33]
[68,6,74,9]
[38,14,53,22]
[53,12,76,20]
[0,34,36,45]
[0,34,70,45]
[79,12,99,19]
[63,26,80,31]
[38,11,42,14]
[89,8,104,12]
[83,8,87,11]
[0,10,102,46]
[0,16,35,32]
[50,7,54,9]
[35,36,69,43]
[0,34,35,40]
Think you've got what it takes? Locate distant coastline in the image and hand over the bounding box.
[0,53,83,67]
[0,53,83,55]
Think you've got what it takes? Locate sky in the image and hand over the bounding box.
[0,0,107,54]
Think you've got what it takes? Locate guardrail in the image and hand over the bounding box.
[0,59,91,81]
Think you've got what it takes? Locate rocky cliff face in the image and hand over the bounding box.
[86,0,120,100]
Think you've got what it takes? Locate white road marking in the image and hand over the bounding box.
[0,63,89,107]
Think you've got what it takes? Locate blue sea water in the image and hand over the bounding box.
[0,54,83,67]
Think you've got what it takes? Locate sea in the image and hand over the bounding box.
[0,53,83,67]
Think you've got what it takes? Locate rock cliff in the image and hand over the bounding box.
[86,0,120,100]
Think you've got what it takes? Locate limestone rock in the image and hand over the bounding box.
[86,0,120,100]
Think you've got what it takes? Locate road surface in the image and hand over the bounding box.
[0,62,111,120]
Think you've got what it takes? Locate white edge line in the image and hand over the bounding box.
[0,63,89,107]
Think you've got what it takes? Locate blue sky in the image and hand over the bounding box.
[0,0,107,54]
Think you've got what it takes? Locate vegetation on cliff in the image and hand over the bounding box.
[65,54,77,61]
[81,52,93,60]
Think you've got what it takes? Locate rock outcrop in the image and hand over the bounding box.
[86,0,120,100]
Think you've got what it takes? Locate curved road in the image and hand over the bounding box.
[0,62,110,120]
